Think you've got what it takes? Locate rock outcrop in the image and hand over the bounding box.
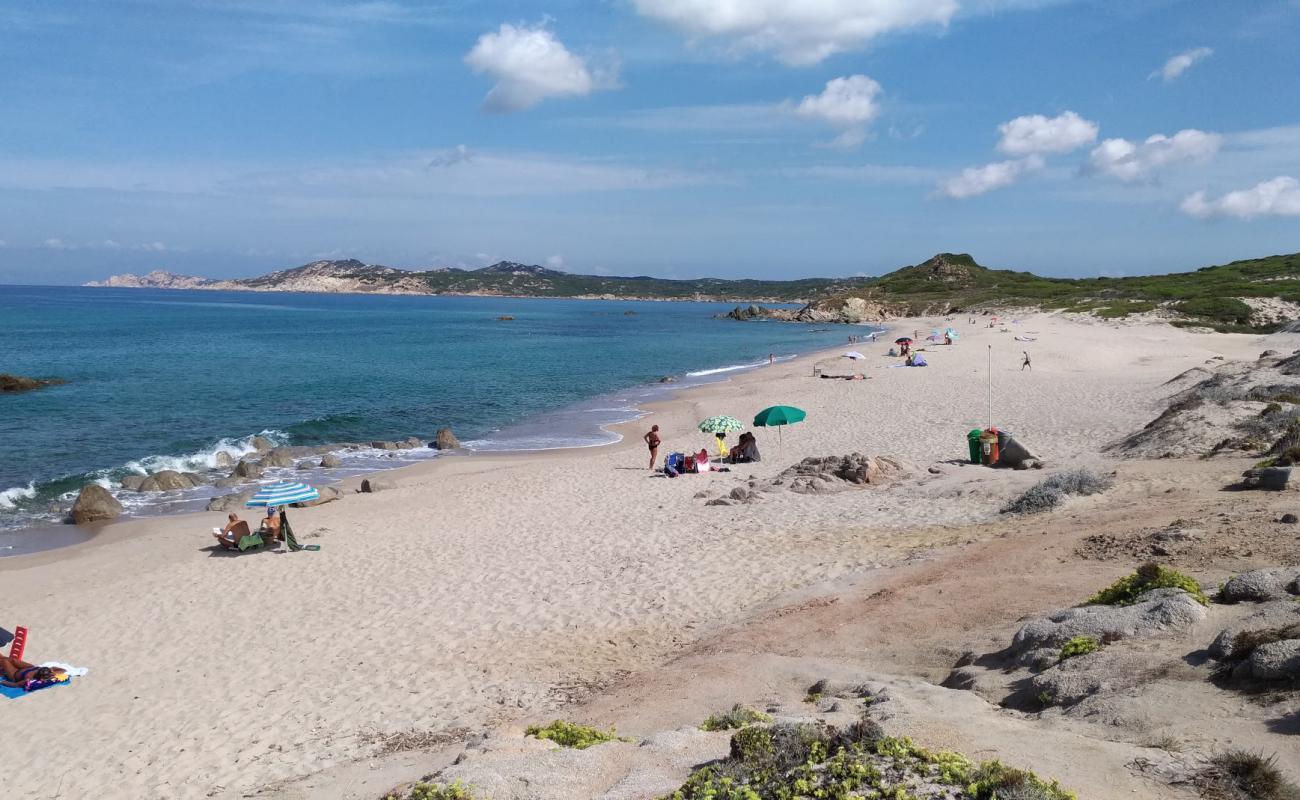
[773,454,911,495]
[138,470,196,492]
[1219,567,1300,603]
[721,296,897,325]
[0,373,67,393]
[232,460,263,479]
[71,484,123,524]
[434,428,460,450]
[319,453,342,468]
[206,490,254,512]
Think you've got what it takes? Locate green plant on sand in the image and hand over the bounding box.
[1058,635,1101,661]
[700,704,774,732]
[524,720,624,749]
[661,719,1076,800]
[383,779,476,800]
[1087,562,1208,606]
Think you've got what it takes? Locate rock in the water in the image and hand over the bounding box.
[206,490,254,512]
[659,376,677,384]
[71,484,123,524]
[1245,639,1300,681]
[260,448,296,468]
[1220,567,1300,603]
[139,470,194,492]
[403,436,424,449]
[232,460,263,479]
[119,475,146,492]
[320,453,342,468]
[434,428,460,450]
[370,440,399,451]
[0,373,67,393]
[1010,589,1206,661]
[360,478,393,493]
[214,451,235,469]
[213,477,244,488]
[293,485,341,507]
[496,315,514,321]
[250,436,275,451]
[297,460,315,470]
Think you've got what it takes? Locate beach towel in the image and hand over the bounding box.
[1,674,72,699]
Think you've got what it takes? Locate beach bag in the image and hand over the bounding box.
[684,454,696,472]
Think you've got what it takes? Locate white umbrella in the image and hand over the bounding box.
[843,351,865,359]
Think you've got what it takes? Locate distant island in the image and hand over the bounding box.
[86,251,1300,331]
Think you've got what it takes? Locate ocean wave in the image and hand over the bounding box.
[0,482,37,510]
[119,430,286,478]
[686,355,792,377]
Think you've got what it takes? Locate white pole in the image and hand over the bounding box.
[987,344,993,429]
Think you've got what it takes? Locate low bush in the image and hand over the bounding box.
[700,704,773,732]
[1196,751,1300,800]
[524,720,624,749]
[1174,297,1255,326]
[1001,469,1114,515]
[1058,635,1101,661]
[384,780,475,800]
[1087,562,1208,606]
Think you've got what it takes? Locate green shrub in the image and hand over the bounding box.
[1174,296,1254,326]
[524,720,624,749]
[384,780,476,800]
[700,705,773,732]
[1002,469,1114,515]
[1087,563,1208,606]
[1262,402,1283,416]
[1058,636,1101,661]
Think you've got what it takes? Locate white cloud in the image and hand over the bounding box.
[42,237,74,250]
[1088,129,1222,182]
[545,254,565,268]
[997,111,1098,156]
[1180,176,1300,219]
[792,74,882,148]
[632,0,958,66]
[464,23,615,112]
[938,155,1044,199]
[136,241,168,252]
[1151,47,1212,82]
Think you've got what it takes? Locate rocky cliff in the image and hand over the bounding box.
[85,270,215,289]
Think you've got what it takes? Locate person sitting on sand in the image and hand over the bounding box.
[0,654,67,688]
[212,512,244,548]
[260,506,282,541]
[715,433,729,459]
[644,425,661,470]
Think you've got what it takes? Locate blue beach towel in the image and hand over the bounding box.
[1,676,72,699]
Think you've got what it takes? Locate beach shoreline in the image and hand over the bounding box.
[8,312,1292,800]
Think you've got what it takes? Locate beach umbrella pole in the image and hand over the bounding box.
[987,344,993,429]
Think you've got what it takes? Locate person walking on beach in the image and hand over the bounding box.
[1021,351,1032,371]
[768,352,774,364]
[644,424,661,470]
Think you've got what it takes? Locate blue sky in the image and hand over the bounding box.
[1,0,1298,284]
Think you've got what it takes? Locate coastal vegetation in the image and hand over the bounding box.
[86,251,1300,330]
[700,704,774,732]
[0,373,66,393]
[1086,563,1208,607]
[662,720,1076,800]
[383,780,477,800]
[1000,468,1114,515]
[524,719,624,749]
[1058,635,1102,661]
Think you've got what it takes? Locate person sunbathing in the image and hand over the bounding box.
[0,654,66,687]
[260,507,282,540]
[212,513,244,548]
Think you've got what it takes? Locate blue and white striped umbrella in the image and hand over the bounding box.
[245,481,320,507]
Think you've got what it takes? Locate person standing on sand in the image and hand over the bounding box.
[644,425,661,470]
[1022,351,1032,371]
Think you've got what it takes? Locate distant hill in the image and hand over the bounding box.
[84,251,1300,330]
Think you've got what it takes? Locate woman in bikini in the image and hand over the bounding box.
[644,425,661,470]
[0,654,66,687]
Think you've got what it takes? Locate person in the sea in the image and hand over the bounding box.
[212,512,244,548]
[0,654,67,687]
[644,425,661,470]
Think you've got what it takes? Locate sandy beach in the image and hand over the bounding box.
[5,312,1296,799]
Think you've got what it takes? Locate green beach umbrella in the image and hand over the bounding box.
[752,405,806,446]
[698,415,744,435]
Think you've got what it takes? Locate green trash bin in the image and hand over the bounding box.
[967,429,983,464]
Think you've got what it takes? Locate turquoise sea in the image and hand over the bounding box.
[0,286,863,543]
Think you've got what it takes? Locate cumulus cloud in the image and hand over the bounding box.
[632,0,957,66]
[42,237,74,250]
[1087,129,1222,182]
[792,74,882,148]
[997,111,1098,156]
[136,241,168,252]
[465,23,615,112]
[428,144,473,168]
[938,155,1044,199]
[1151,47,1212,82]
[1180,176,1300,219]
[545,254,565,268]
